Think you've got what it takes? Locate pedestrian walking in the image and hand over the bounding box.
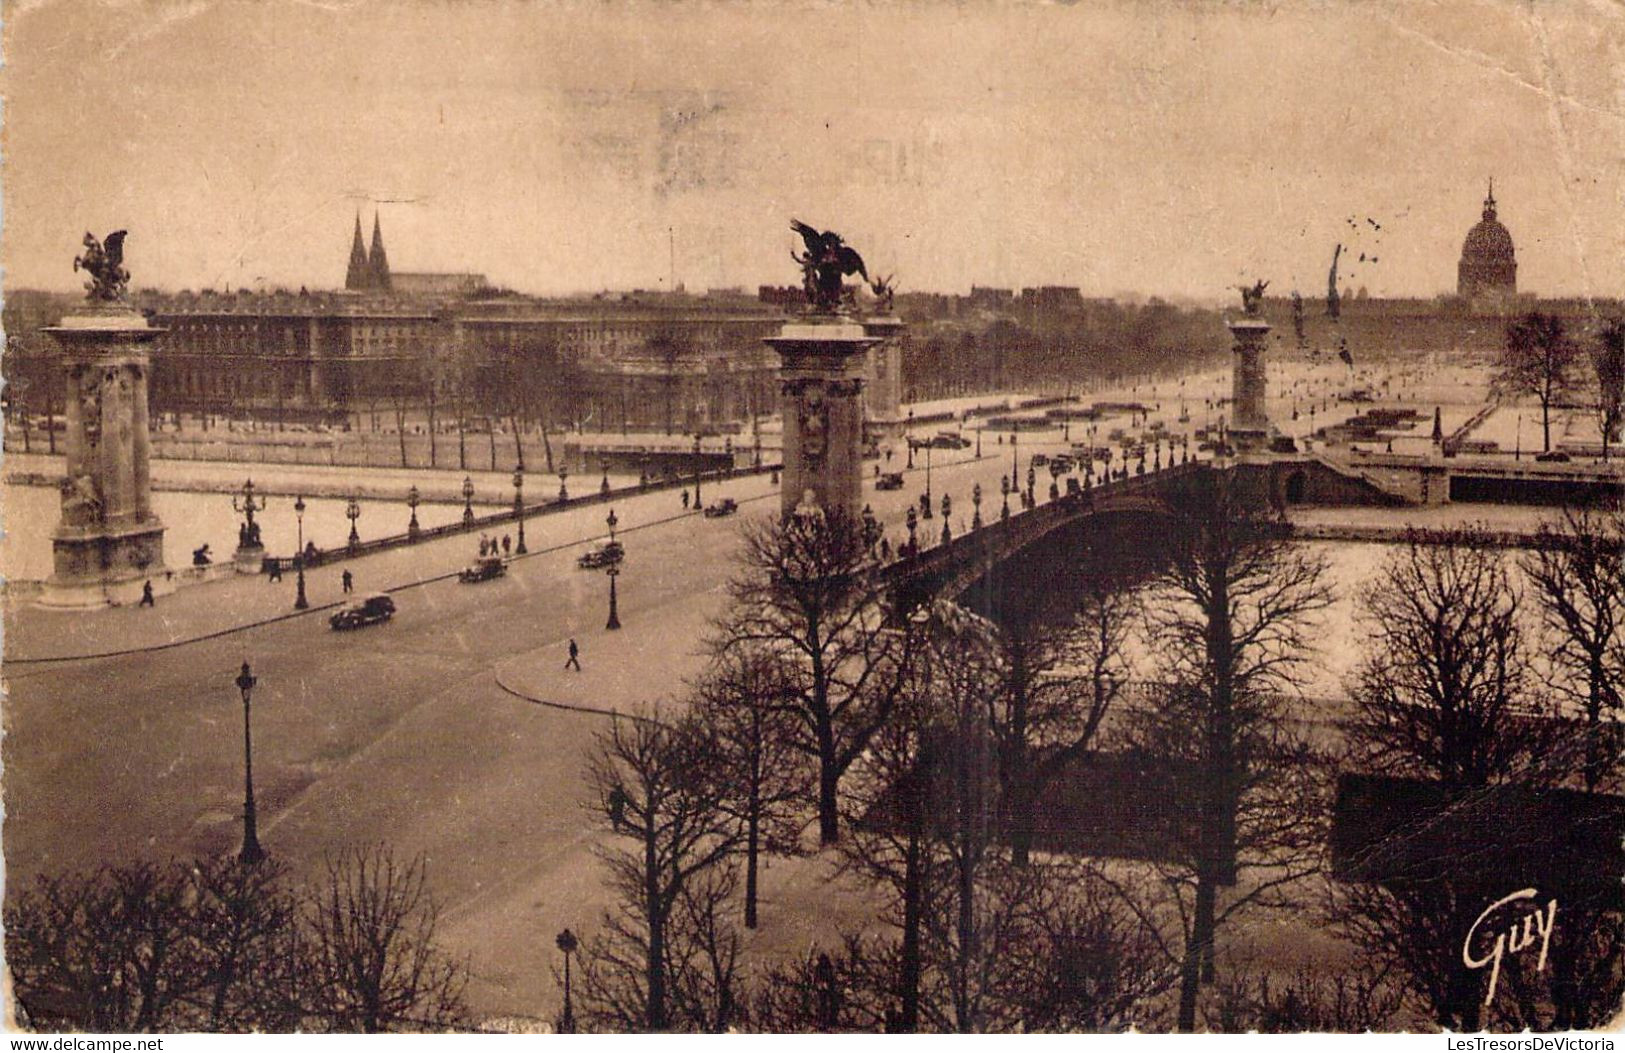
[565,638,582,671]
[502,534,511,555]
[479,536,489,557]
[342,569,354,594]
[268,561,282,583]
[139,580,155,607]
[682,489,690,511]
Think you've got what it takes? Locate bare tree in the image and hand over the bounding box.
[296,846,470,1033]
[692,647,813,928]
[990,547,1140,866]
[5,861,202,1032]
[1522,508,1625,791]
[843,601,1171,1032]
[578,709,741,1031]
[1134,473,1334,1031]
[1337,531,1612,1031]
[187,856,301,1031]
[1592,318,1625,460]
[713,507,910,845]
[1497,312,1579,453]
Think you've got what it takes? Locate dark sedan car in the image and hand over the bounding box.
[329,593,396,630]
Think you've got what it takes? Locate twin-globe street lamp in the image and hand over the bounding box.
[345,496,361,548]
[605,508,621,631]
[462,476,476,526]
[407,485,421,539]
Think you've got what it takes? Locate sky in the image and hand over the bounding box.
[3,0,1622,303]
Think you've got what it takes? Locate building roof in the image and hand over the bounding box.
[1460,184,1516,264]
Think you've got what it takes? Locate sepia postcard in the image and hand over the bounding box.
[1,0,1622,1039]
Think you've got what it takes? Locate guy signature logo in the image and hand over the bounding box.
[1462,888,1558,1006]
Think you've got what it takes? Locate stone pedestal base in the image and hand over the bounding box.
[766,319,880,520]
[40,520,173,608]
[233,544,267,574]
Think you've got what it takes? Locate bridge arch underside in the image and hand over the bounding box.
[1450,473,1624,506]
[949,506,1176,627]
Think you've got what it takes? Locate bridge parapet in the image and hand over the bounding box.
[880,462,1208,610]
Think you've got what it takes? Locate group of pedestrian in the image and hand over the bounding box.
[477,534,513,558]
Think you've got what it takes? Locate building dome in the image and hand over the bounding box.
[1457,181,1516,297]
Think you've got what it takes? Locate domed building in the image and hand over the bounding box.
[1457,181,1517,298]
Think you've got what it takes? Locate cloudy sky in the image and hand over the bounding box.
[4,0,1622,302]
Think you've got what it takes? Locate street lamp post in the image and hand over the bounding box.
[513,469,528,554]
[462,476,475,526]
[293,495,308,610]
[693,434,703,507]
[905,505,918,556]
[232,478,263,547]
[605,564,621,631]
[1026,466,1036,507]
[922,442,933,518]
[907,410,916,469]
[862,504,880,554]
[234,661,265,865]
[345,496,361,548]
[558,465,569,503]
[606,507,619,545]
[556,929,579,1034]
[975,427,982,458]
[1001,474,1011,520]
[600,461,611,497]
[1011,431,1019,494]
[972,482,983,530]
[407,485,421,539]
[941,493,952,545]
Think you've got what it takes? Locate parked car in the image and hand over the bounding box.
[1029,453,1049,467]
[704,498,739,518]
[933,432,972,449]
[1050,454,1075,472]
[578,541,625,569]
[876,472,906,491]
[329,592,396,630]
[458,555,507,584]
[1534,451,1571,463]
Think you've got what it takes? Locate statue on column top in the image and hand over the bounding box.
[791,220,870,313]
[73,230,131,303]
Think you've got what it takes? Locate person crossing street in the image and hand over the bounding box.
[565,638,582,671]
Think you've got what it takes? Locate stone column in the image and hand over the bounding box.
[860,314,907,446]
[766,319,878,520]
[40,305,170,607]
[1226,316,1272,449]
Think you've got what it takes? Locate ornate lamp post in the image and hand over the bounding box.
[345,496,361,548]
[922,442,934,518]
[1000,474,1011,520]
[606,507,619,545]
[605,564,621,631]
[972,482,983,530]
[905,505,918,555]
[407,485,421,539]
[557,464,569,502]
[292,495,308,610]
[975,427,982,458]
[513,469,528,554]
[907,410,916,469]
[233,478,263,549]
[556,929,579,1034]
[1011,431,1019,494]
[234,661,265,865]
[462,476,475,526]
[1026,466,1036,507]
[600,461,611,496]
[941,493,952,545]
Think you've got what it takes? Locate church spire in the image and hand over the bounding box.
[345,211,370,290]
[368,212,392,291]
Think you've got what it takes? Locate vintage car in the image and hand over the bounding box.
[876,472,906,491]
[578,540,625,569]
[458,555,507,584]
[329,592,396,631]
[703,498,739,518]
